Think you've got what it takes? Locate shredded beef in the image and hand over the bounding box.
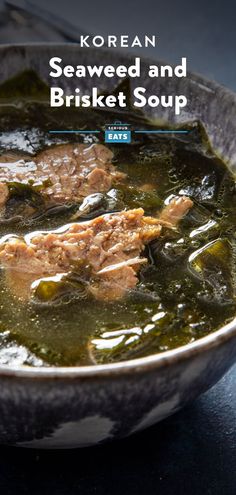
[0,196,193,301]
[0,143,125,207]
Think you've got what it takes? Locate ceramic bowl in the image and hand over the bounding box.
[0,44,236,448]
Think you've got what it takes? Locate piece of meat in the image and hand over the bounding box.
[0,183,9,207]
[0,208,161,301]
[159,196,193,226]
[0,143,125,208]
[90,265,140,301]
[0,209,161,269]
[0,196,193,302]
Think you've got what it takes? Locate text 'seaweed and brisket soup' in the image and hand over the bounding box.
[0,72,236,367]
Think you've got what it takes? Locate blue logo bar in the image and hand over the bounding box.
[105,130,131,143]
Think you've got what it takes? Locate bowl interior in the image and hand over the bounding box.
[0,43,236,375]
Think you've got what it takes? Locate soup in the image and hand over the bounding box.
[0,72,235,367]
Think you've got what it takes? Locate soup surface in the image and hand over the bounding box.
[0,72,236,367]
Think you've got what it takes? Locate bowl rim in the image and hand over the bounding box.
[1,318,236,378]
[0,42,236,379]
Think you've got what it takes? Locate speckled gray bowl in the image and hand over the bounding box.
[0,44,236,449]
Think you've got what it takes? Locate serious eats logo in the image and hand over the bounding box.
[105,122,131,143]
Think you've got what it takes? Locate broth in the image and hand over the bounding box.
[0,73,235,367]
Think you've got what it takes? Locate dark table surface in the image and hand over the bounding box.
[0,1,236,493]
